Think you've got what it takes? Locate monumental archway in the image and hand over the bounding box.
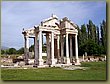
[22,15,80,67]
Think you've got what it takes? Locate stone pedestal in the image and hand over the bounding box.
[57,58,61,63]
[34,59,38,65]
[61,57,64,64]
[46,59,51,65]
[74,59,81,65]
[24,59,29,65]
[51,59,56,65]
[65,57,70,64]
[38,59,44,66]
[70,57,73,63]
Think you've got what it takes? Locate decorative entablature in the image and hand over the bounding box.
[22,15,78,37]
[60,17,78,35]
[41,14,59,29]
[61,28,78,35]
[22,27,35,37]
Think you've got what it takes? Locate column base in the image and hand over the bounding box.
[70,57,73,63]
[24,59,29,65]
[61,57,64,64]
[51,59,56,65]
[74,59,81,65]
[46,59,51,65]
[65,57,71,64]
[34,59,38,65]
[57,58,61,63]
[38,59,44,66]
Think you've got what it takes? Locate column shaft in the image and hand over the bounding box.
[66,33,69,58]
[34,33,38,65]
[51,31,55,65]
[57,35,60,63]
[61,34,64,63]
[66,33,70,64]
[24,36,29,64]
[51,32,54,59]
[75,34,78,59]
[70,35,73,63]
[38,30,43,65]
[46,33,51,65]
[75,34,80,65]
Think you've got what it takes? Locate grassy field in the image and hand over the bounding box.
[1,61,106,80]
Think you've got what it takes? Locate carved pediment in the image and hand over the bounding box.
[41,15,59,29]
[22,15,78,37]
[62,17,77,29]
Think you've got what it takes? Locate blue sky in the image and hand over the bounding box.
[1,1,106,50]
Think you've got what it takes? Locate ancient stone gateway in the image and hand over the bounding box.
[22,14,80,67]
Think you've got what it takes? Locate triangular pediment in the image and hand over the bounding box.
[62,17,77,29]
[41,15,59,28]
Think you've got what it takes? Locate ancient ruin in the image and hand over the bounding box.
[22,14,81,67]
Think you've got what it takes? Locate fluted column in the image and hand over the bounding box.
[57,35,60,63]
[38,30,43,66]
[46,33,51,65]
[75,34,80,65]
[65,33,70,64]
[51,31,55,65]
[70,35,73,63]
[75,34,78,59]
[24,36,29,65]
[34,32,39,66]
[61,34,64,63]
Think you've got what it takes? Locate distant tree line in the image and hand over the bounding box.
[1,44,46,55]
[1,20,106,56]
[1,47,24,55]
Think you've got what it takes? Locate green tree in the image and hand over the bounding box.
[96,26,100,45]
[87,20,96,42]
[86,40,99,55]
[8,48,16,55]
[29,44,47,53]
[17,47,24,54]
[29,45,34,52]
[78,20,106,56]
[77,26,82,46]
[1,50,5,54]
[5,49,9,55]
[80,24,87,44]
[42,44,46,53]
[100,20,106,54]
[78,24,88,55]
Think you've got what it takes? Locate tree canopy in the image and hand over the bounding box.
[78,20,106,56]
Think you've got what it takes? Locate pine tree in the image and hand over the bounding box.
[96,26,100,45]
[100,20,106,54]
[87,20,96,42]
[77,20,106,55]
[80,24,87,44]
[77,25,82,46]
